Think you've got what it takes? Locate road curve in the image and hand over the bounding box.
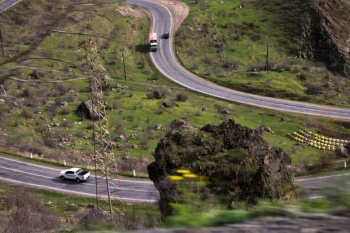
[0,156,159,203]
[295,173,350,199]
[1,0,349,119]
[0,0,20,11]
[128,0,350,120]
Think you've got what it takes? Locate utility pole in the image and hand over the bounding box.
[265,44,269,73]
[79,39,123,219]
[0,28,5,58]
[121,49,126,84]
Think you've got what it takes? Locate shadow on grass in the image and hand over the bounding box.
[135,44,150,53]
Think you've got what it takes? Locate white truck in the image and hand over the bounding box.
[60,168,90,183]
[149,32,157,52]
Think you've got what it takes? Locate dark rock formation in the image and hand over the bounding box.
[299,0,350,75]
[77,100,98,120]
[148,119,294,220]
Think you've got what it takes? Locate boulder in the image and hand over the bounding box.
[67,203,77,211]
[86,203,96,210]
[45,201,53,207]
[60,101,68,107]
[256,126,275,134]
[154,125,163,131]
[153,91,162,99]
[148,119,294,220]
[170,118,190,130]
[116,135,128,142]
[77,100,99,120]
[335,145,349,158]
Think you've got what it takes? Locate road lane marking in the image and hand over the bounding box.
[0,156,154,184]
[309,196,323,199]
[296,173,350,182]
[0,156,61,171]
[0,165,157,193]
[0,177,157,203]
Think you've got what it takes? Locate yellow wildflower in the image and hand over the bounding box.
[183,173,198,179]
[176,169,191,174]
[169,175,184,181]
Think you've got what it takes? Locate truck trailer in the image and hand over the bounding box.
[150,32,157,52]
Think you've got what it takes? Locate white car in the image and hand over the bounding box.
[60,168,90,183]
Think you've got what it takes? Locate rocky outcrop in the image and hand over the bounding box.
[148,119,294,219]
[299,0,350,75]
[77,100,98,120]
[335,143,350,158]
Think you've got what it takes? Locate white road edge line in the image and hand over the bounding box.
[0,165,155,193]
[296,173,350,182]
[0,177,157,203]
[0,0,21,11]
[0,156,153,184]
[309,196,324,199]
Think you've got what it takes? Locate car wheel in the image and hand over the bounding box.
[76,178,80,183]
[60,176,65,180]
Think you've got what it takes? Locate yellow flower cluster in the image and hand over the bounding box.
[289,129,349,151]
[168,169,198,181]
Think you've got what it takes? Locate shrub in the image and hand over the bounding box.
[60,121,73,128]
[21,109,32,119]
[140,136,150,150]
[246,63,266,72]
[319,154,335,170]
[306,83,322,95]
[61,107,70,115]
[155,107,164,115]
[66,93,75,102]
[43,137,57,148]
[202,57,214,65]
[22,87,34,98]
[214,104,229,114]
[75,131,85,138]
[4,190,60,233]
[56,84,69,95]
[176,93,189,102]
[222,60,238,71]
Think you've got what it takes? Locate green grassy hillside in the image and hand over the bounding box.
[176,0,350,106]
[0,0,348,176]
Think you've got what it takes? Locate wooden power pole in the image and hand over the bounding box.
[0,28,5,58]
[265,44,269,73]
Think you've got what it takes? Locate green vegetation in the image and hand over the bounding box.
[0,181,160,232]
[164,174,350,228]
[176,0,350,106]
[0,0,348,179]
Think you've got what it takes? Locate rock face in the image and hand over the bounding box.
[148,119,294,219]
[77,100,98,120]
[299,0,350,75]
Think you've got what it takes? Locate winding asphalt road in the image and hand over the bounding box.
[2,0,350,119]
[0,155,349,202]
[0,156,159,202]
[128,0,350,120]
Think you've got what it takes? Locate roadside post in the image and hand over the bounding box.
[345,162,347,168]
[63,160,66,166]
[133,170,136,177]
